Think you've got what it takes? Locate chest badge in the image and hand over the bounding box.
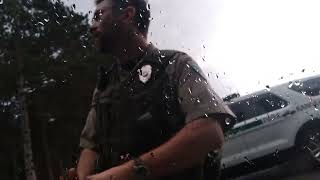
[137,64,152,84]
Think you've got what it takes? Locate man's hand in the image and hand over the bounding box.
[59,168,78,180]
[68,168,78,180]
[86,162,135,180]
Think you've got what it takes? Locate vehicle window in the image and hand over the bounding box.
[289,77,320,97]
[229,93,288,122]
[1,0,320,179]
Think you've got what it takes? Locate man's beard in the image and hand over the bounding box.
[96,33,115,54]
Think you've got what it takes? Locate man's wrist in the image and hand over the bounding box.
[122,158,151,180]
[132,157,151,178]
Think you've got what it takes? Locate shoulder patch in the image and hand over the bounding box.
[186,60,207,80]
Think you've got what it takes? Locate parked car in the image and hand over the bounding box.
[222,75,320,172]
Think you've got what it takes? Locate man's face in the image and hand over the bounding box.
[90,0,119,53]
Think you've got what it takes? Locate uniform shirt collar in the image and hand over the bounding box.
[119,43,158,72]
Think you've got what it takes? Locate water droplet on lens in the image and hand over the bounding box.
[266,85,271,91]
[225,118,231,125]
[37,22,44,26]
[294,81,301,86]
[273,149,279,157]
[244,157,255,166]
[48,118,56,123]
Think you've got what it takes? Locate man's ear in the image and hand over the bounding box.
[120,6,136,24]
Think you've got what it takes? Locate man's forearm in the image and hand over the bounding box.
[130,118,224,177]
[77,148,97,179]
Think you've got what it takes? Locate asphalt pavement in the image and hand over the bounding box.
[233,157,320,180]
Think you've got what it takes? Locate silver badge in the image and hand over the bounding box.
[137,65,152,84]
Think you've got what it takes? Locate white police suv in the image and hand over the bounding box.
[222,75,320,169]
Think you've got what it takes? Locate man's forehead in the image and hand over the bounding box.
[95,0,113,10]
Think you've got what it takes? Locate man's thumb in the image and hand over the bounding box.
[68,168,77,179]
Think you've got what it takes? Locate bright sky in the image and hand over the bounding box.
[62,0,320,97]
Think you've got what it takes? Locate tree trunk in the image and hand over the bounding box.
[42,116,54,180]
[19,81,38,180]
[16,46,37,180]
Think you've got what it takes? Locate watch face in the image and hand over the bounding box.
[136,165,148,176]
[133,158,150,177]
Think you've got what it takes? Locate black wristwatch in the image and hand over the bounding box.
[132,158,150,179]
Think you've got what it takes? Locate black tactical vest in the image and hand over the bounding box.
[94,50,220,180]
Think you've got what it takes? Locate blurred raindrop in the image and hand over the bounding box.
[48,118,56,123]
[266,85,271,91]
[164,94,169,99]
[196,98,201,103]
[225,118,231,125]
[273,149,279,157]
[294,80,301,86]
[72,4,76,10]
[37,21,44,26]
[244,157,255,166]
[168,59,175,65]
[0,0,3,5]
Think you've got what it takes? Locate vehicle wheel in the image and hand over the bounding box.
[296,127,320,167]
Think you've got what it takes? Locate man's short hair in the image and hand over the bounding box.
[95,0,151,35]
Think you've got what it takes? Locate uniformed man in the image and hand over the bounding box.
[68,0,235,180]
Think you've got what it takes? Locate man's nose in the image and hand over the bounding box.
[90,22,98,34]
[90,25,97,34]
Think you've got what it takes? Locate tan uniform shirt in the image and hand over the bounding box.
[80,45,235,150]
